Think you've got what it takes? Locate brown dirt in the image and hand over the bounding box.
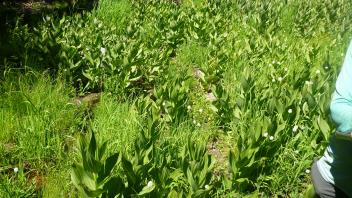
[74,92,102,107]
[27,169,46,191]
[0,0,70,13]
[4,142,16,152]
[207,137,230,177]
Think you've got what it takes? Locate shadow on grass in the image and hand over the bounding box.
[0,0,98,72]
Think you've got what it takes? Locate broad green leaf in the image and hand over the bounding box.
[317,116,330,141]
[187,168,198,191]
[143,145,153,164]
[83,71,94,81]
[103,177,125,197]
[84,188,105,197]
[121,156,137,184]
[138,182,155,195]
[98,141,107,161]
[89,132,97,158]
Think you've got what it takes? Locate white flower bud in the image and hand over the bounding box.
[147,181,153,188]
[14,167,19,173]
[293,125,299,132]
[100,47,107,56]
[305,81,313,86]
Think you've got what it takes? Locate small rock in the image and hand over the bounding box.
[74,93,102,107]
[193,68,205,79]
[205,92,217,102]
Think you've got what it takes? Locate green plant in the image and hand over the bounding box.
[71,114,218,197]
[71,132,119,197]
[3,0,352,196]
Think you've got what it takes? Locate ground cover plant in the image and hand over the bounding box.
[1,0,352,197]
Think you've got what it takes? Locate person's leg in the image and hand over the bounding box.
[334,186,350,198]
[311,160,337,198]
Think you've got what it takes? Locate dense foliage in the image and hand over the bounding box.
[1,0,352,197]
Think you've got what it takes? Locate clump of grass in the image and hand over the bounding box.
[92,95,140,154]
[0,69,79,197]
[94,0,132,30]
[175,41,209,72]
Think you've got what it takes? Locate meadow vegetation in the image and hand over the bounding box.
[1,0,352,197]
